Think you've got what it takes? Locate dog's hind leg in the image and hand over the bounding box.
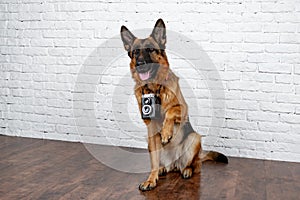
[191,154,202,174]
[178,132,202,178]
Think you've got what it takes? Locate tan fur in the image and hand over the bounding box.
[120,19,227,191]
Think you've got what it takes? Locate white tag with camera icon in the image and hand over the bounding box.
[141,93,161,120]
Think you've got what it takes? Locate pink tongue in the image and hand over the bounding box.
[139,71,150,81]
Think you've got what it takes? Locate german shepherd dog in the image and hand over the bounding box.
[120,19,228,191]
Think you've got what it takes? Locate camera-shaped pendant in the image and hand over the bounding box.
[141,93,161,120]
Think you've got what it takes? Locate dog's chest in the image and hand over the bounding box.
[159,124,183,164]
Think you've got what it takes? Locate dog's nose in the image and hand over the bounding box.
[136,61,147,66]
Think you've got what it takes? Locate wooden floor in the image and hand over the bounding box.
[0,136,300,200]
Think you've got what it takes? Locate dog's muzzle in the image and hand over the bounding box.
[136,61,147,67]
[136,61,151,73]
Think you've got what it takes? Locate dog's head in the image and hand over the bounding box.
[120,19,169,84]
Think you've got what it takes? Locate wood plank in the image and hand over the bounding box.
[265,160,300,200]
[1,136,300,200]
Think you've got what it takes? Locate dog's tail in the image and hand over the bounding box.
[200,151,228,164]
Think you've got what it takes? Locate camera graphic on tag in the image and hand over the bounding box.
[141,93,161,120]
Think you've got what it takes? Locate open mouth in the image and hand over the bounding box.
[139,70,151,81]
[136,63,158,81]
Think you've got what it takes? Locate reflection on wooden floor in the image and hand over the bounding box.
[1,136,299,200]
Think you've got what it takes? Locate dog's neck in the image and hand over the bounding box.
[140,83,162,95]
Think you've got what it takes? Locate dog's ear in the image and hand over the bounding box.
[151,19,166,49]
[120,25,136,52]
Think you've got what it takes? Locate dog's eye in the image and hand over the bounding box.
[132,49,140,55]
[146,48,155,53]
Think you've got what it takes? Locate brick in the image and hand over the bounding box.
[280,54,300,64]
[232,43,264,53]
[263,22,297,34]
[247,53,280,64]
[42,12,69,21]
[247,111,279,122]
[43,30,68,38]
[272,132,300,144]
[277,94,300,104]
[227,81,259,91]
[265,44,299,53]
[0,47,23,55]
[227,63,257,72]
[211,33,243,43]
[56,57,81,65]
[17,13,41,21]
[23,47,48,56]
[280,33,300,44]
[9,55,32,65]
[56,124,78,135]
[27,21,54,29]
[55,3,80,12]
[214,72,241,81]
[33,56,57,65]
[228,22,262,32]
[274,13,300,23]
[48,48,73,57]
[53,39,78,47]
[261,2,294,13]
[275,75,292,84]
[32,122,55,133]
[296,107,300,114]
[240,130,272,142]
[218,128,241,139]
[258,122,290,133]
[260,102,295,113]
[10,72,32,81]
[225,90,241,100]
[258,63,292,74]
[244,33,278,44]
[30,39,53,47]
[22,65,45,73]
[260,83,294,93]
[0,4,7,12]
[68,30,93,39]
[242,72,274,83]
[12,89,34,97]
[243,13,273,23]
[226,120,257,130]
[226,100,259,111]
[280,114,300,124]
[295,65,300,75]
[296,86,300,95]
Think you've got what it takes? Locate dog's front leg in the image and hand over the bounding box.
[139,123,161,191]
[161,105,183,144]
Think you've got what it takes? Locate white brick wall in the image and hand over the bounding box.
[0,0,300,162]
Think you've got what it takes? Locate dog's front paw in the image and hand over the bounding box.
[139,180,157,191]
[161,124,173,144]
[161,135,172,144]
[161,129,173,144]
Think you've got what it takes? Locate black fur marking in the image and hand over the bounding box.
[128,51,132,58]
[159,168,167,176]
[180,120,195,144]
